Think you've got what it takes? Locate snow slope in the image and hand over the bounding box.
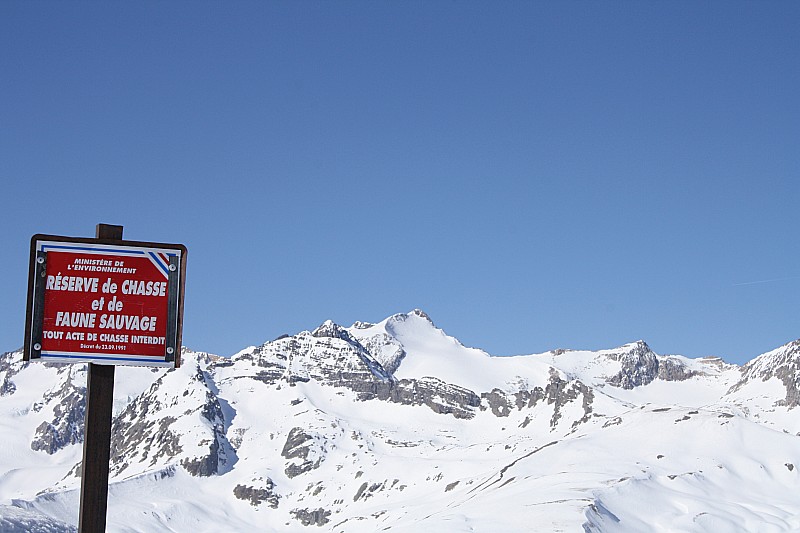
[0,311,799,532]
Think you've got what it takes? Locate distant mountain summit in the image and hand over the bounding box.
[0,312,799,531]
[731,338,800,408]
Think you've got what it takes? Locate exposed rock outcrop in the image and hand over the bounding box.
[731,339,800,408]
[606,341,659,389]
[30,366,86,454]
[109,359,233,478]
[233,479,280,508]
[291,507,331,527]
[282,427,324,478]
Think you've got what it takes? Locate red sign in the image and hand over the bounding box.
[25,236,186,367]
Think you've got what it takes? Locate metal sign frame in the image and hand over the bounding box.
[24,233,187,368]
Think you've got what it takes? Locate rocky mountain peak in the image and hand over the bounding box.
[605,341,700,389]
[625,340,652,356]
[606,341,659,389]
[605,340,655,364]
[385,309,435,329]
[744,339,800,372]
[410,308,434,324]
[311,320,356,343]
[733,339,800,408]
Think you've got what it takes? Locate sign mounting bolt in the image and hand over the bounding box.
[33,343,41,351]
[167,347,174,354]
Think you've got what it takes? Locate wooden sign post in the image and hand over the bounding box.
[24,224,187,532]
[79,223,121,533]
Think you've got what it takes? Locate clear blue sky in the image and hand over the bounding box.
[2,2,798,365]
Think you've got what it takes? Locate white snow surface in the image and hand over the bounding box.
[348,310,561,394]
[1,311,799,532]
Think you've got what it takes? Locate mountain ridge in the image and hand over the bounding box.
[0,310,799,532]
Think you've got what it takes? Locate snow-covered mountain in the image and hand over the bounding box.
[1,310,799,532]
